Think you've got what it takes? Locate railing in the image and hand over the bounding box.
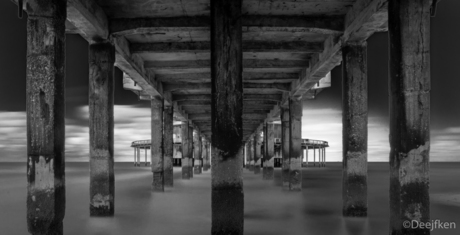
[273,138,328,147]
[131,139,151,147]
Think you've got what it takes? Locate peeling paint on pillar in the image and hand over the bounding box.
[181,123,190,179]
[163,105,174,187]
[253,133,262,174]
[342,43,368,217]
[289,98,302,191]
[211,0,244,234]
[193,130,203,174]
[389,0,431,234]
[263,123,275,180]
[89,41,115,216]
[26,0,67,232]
[151,98,164,191]
[281,107,290,189]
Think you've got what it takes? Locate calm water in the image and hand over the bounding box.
[0,162,459,235]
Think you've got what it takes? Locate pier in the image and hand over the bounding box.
[10,0,435,234]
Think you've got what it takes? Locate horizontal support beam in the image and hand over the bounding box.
[188,113,268,121]
[173,94,211,101]
[157,73,299,83]
[110,15,344,36]
[132,41,323,53]
[182,109,270,114]
[164,83,290,92]
[145,60,307,69]
[290,0,388,99]
[66,0,109,42]
[174,94,282,102]
[113,36,164,99]
[178,100,278,106]
[182,105,274,111]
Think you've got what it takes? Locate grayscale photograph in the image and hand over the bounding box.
[0,0,459,234]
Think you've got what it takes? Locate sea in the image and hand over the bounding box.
[1,162,459,235]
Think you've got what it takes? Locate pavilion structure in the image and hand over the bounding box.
[16,0,433,234]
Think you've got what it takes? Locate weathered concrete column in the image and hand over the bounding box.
[181,122,190,179]
[262,124,267,174]
[289,98,303,191]
[26,0,66,233]
[188,123,194,178]
[342,42,369,216]
[253,132,262,174]
[389,1,431,233]
[137,148,140,167]
[263,123,275,180]
[202,138,209,171]
[248,139,254,171]
[145,148,148,166]
[193,131,203,174]
[211,0,244,233]
[151,98,164,191]
[163,105,174,187]
[89,41,115,216]
[281,107,290,189]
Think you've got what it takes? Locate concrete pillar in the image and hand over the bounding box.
[26,1,66,233]
[89,41,115,216]
[193,130,202,174]
[389,0,431,233]
[137,148,140,166]
[205,140,211,171]
[342,43,368,217]
[263,123,275,180]
[289,98,303,191]
[188,123,194,178]
[144,148,147,166]
[181,122,190,179]
[248,139,254,171]
[211,0,243,233]
[281,107,290,189]
[253,132,262,174]
[202,138,208,171]
[164,105,174,187]
[151,98,164,191]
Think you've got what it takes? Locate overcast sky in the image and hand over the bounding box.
[0,1,459,162]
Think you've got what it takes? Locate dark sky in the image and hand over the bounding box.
[0,0,459,161]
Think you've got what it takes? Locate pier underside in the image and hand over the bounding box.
[9,0,436,234]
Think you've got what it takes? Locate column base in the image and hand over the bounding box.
[194,166,202,174]
[212,187,244,235]
[28,219,63,235]
[152,172,164,192]
[263,167,274,180]
[253,166,261,174]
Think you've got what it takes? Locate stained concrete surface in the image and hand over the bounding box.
[0,162,459,235]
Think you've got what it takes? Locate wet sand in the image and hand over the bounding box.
[0,162,459,235]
